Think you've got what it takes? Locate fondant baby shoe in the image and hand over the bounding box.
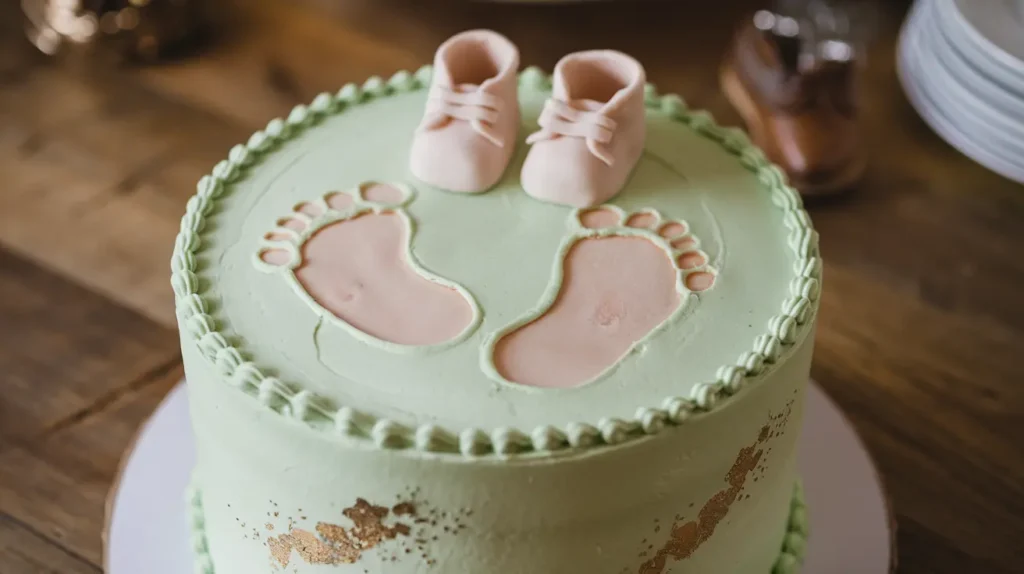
[521,50,647,207]
[410,30,520,193]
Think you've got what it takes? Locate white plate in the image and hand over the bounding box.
[928,13,1024,121]
[934,0,1024,97]
[911,2,1024,154]
[899,4,1024,183]
[904,2,1024,169]
[105,381,895,573]
[936,10,1024,100]
[900,2,1024,171]
[901,36,1024,180]
[953,0,1024,72]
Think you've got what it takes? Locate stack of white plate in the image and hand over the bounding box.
[898,0,1024,183]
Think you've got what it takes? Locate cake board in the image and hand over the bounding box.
[104,380,895,573]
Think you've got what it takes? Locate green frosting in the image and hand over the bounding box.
[188,480,808,573]
[774,482,810,574]
[171,67,820,457]
[187,485,215,574]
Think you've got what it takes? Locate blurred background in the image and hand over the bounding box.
[1,1,1022,573]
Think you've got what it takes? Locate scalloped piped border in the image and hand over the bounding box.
[171,65,821,458]
[186,481,808,573]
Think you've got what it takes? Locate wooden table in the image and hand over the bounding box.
[1,0,1021,572]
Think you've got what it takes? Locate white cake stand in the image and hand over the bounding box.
[104,381,895,573]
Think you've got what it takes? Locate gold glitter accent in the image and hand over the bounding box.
[344,498,393,547]
[270,528,338,566]
[314,522,360,563]
[266,497,418,567]
[393,502,417,516]
[638,402,793,574]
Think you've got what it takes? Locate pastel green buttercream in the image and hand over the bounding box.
[172,67,819,457]
[187,482,809,574]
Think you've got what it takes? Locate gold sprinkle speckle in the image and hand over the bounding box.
[266,497,421,567]
[268,529,337,567]
[637,403,792,574]
[393,502,416,516]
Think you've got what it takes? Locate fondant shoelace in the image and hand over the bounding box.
[526,98,617,165]
[419,85,505,147]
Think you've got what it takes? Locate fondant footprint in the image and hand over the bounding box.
[254,182,480,351]
[483,205,716,388]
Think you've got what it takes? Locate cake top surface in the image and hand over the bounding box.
[174,67,819,456]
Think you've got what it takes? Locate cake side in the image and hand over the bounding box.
[188,472,810,574]
[183,328,812,573]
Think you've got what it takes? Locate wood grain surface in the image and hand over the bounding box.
[0,0,1022,572]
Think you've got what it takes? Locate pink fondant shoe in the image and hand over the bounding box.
[410,30,520,193]
[521,51,647,207]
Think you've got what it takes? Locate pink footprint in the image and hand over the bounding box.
[487,206,716,388]
[255,182,479,349]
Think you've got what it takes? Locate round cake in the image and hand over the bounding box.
[174,49,818,574]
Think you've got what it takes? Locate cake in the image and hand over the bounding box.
[174,31,818,574]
